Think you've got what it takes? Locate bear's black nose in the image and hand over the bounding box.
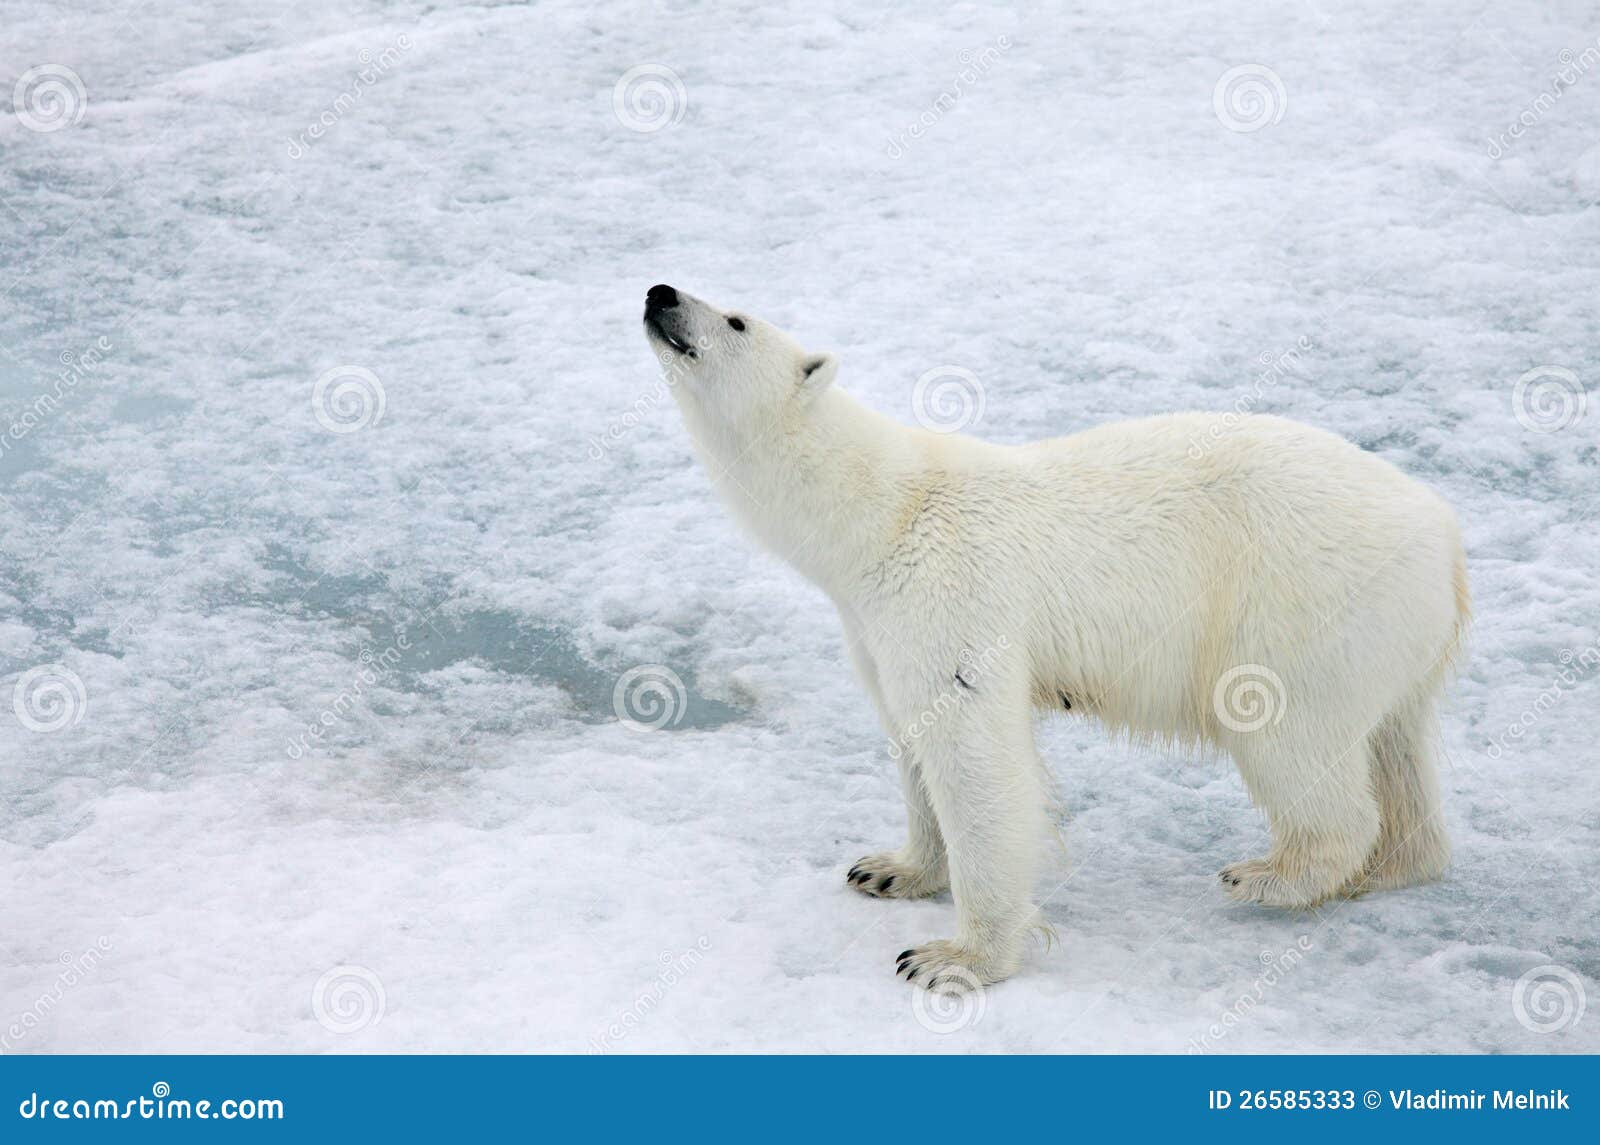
[645,284,678,313]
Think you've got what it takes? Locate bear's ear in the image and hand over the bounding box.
[798,352,838,398]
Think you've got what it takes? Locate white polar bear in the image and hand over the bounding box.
[643,284,1469,991]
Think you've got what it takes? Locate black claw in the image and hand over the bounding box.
[906,968,919,981]
[879,875,895,892]
[897,948,914,961]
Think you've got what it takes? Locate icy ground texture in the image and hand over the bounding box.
[2,0,1598,1053]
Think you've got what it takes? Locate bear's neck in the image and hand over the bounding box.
[677,386,923,598]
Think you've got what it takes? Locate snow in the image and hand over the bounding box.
[2,0,1598,1053]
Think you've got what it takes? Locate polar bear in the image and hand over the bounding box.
[642,284,1469,991]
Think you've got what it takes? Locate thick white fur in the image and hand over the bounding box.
[645,289,1469,991]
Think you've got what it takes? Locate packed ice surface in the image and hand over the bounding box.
[2,0,1597,1053]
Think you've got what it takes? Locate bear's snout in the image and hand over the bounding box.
[645,283,679,314]
[643,283,694,356]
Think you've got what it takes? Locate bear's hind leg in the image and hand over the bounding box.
[1222,720,1380,909]
[1342,691,1450,896]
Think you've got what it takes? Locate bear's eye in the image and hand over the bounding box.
[727,316,745,332]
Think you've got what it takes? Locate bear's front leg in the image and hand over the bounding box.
[887,660,1046,991]
[847,751,950,898]
[842,625,949,899]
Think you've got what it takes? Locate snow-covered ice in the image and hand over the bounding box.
[1,0,1597,1052]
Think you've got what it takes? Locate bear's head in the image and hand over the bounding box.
[642,284,838,432]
